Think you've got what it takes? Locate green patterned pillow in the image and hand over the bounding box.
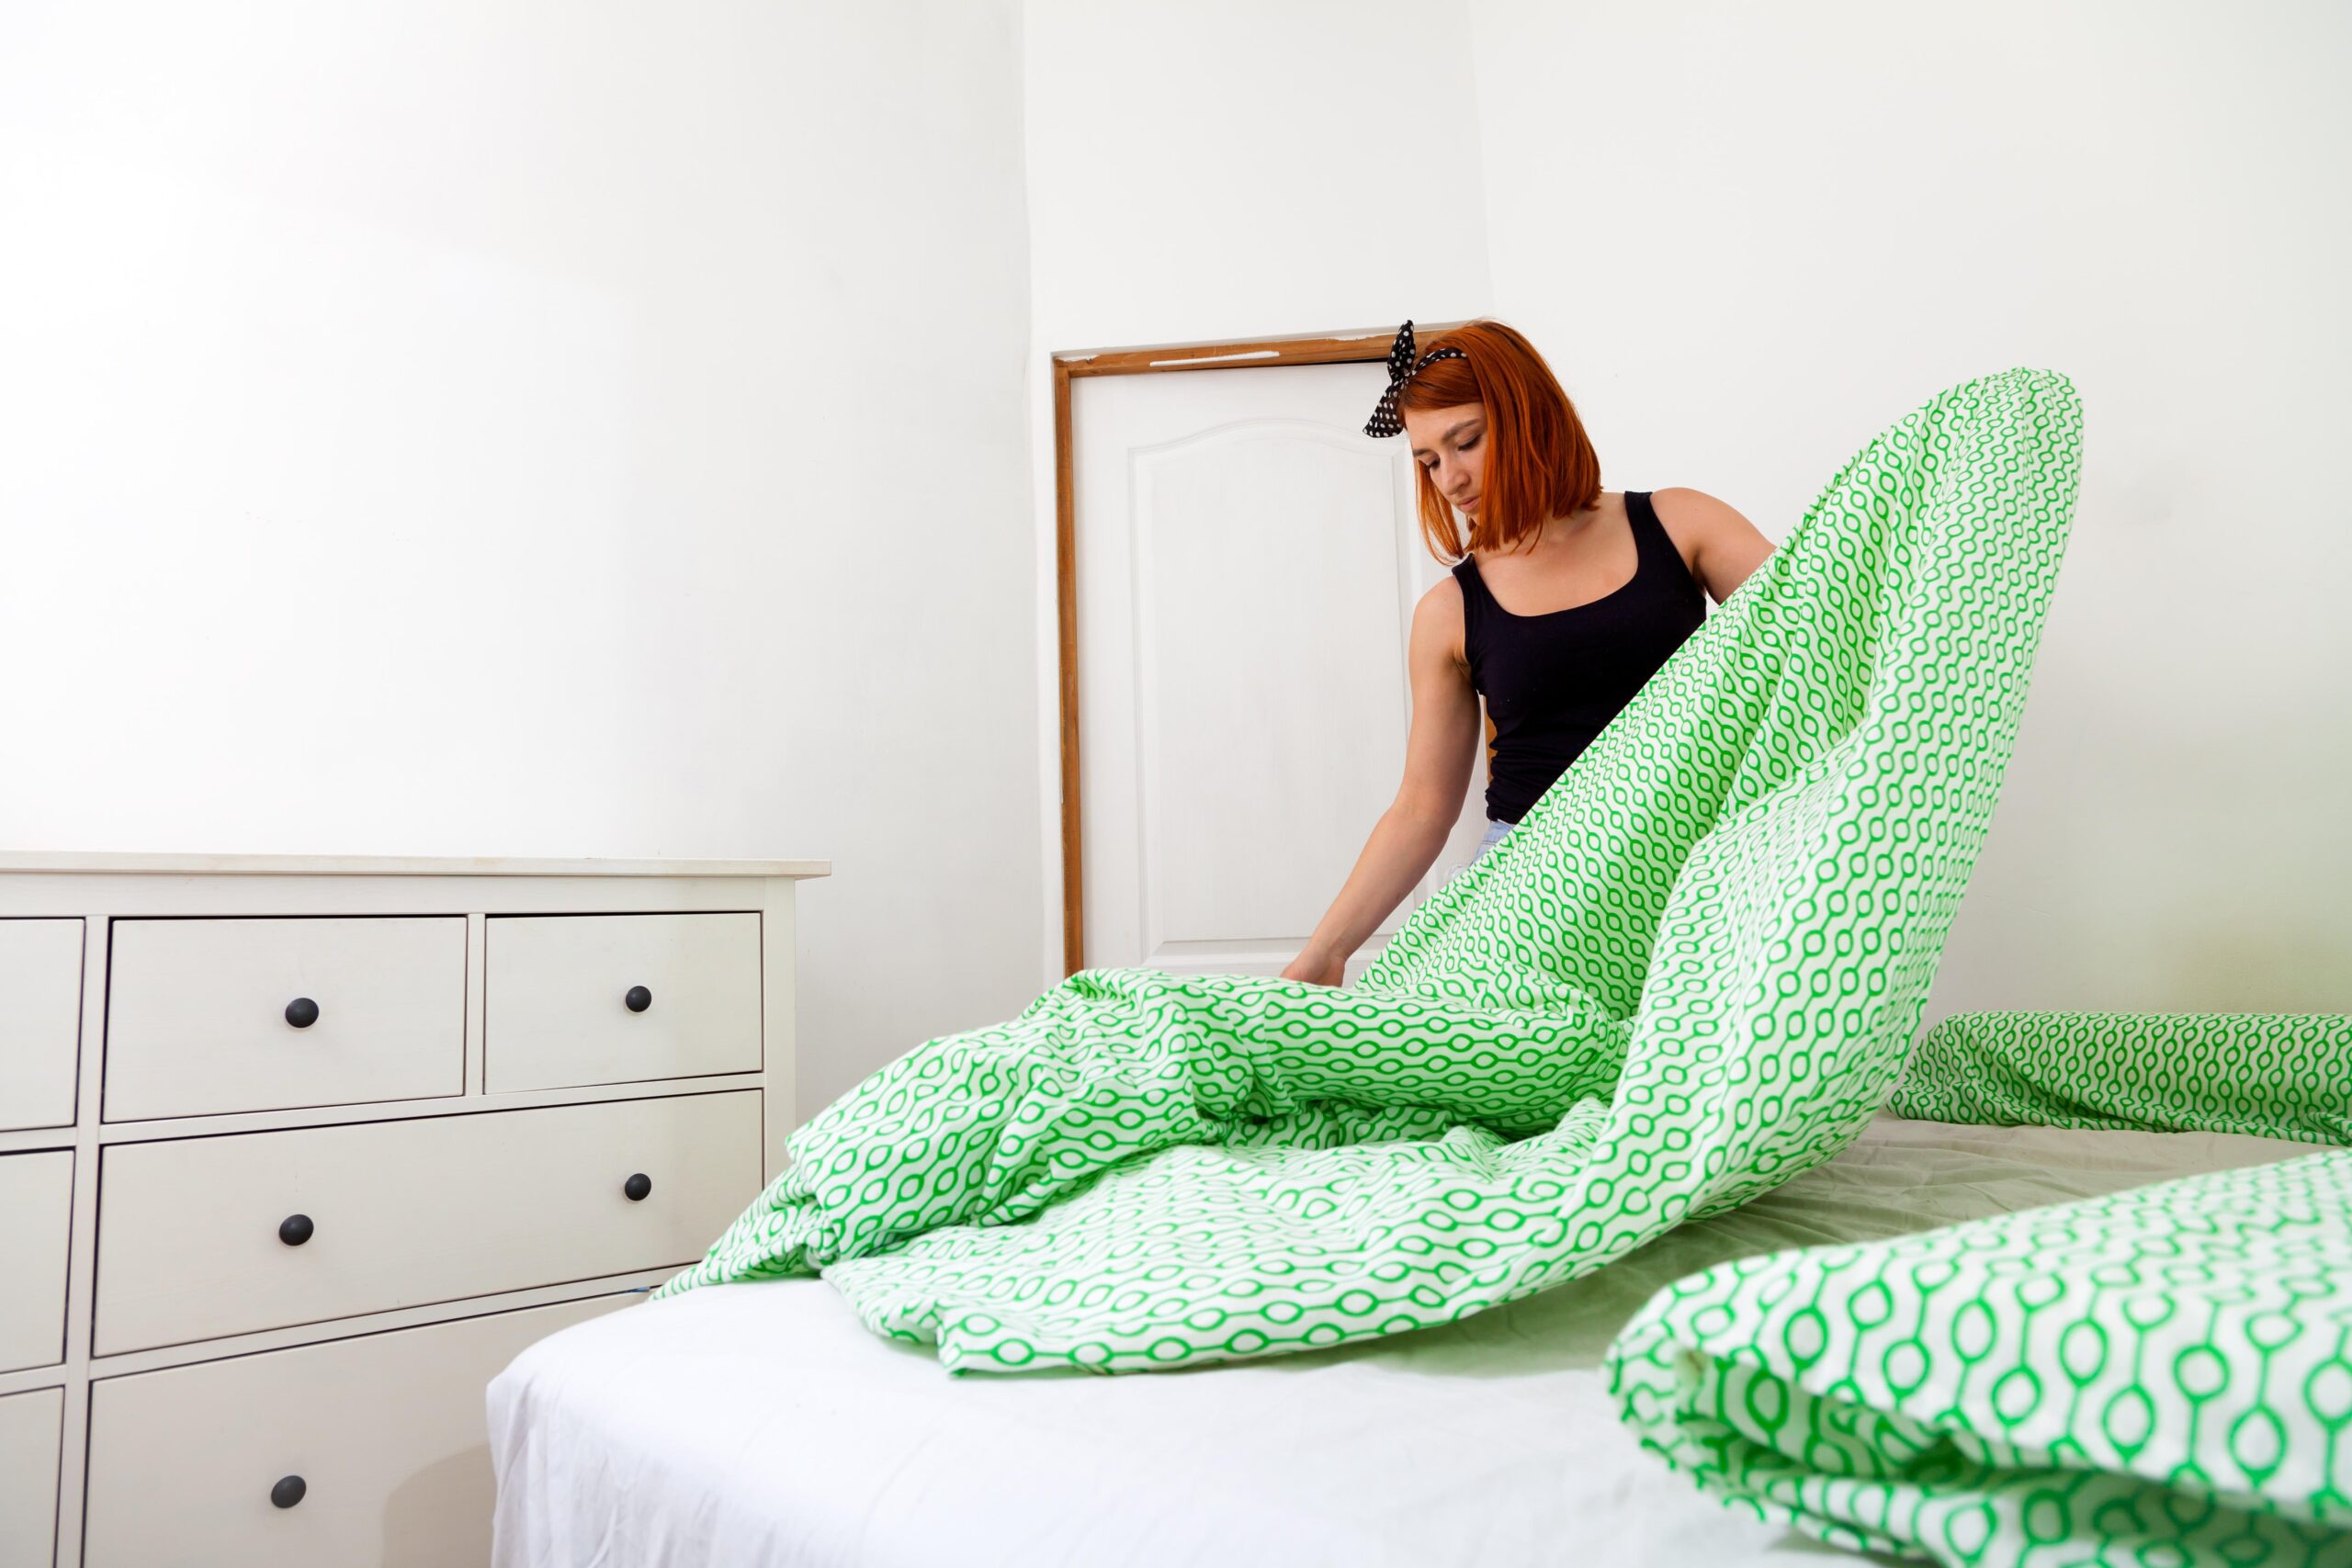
[1609,1145,2352,1564]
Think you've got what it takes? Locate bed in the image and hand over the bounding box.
[486,1111,2322,1568]
[490,372,2348,1562]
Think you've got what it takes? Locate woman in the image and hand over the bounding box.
[1282,319,1777,988]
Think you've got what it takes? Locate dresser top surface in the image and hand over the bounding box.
[0,851,831,878]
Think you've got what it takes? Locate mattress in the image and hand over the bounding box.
[487,1113,2322,1568]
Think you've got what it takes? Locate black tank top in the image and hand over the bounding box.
[1452,491,1706,823]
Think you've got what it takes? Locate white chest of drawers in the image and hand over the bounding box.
[0,851,825,1568]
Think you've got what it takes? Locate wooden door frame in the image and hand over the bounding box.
[1049,322,1473,976]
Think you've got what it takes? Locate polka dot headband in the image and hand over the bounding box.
[1363,319,1467,438]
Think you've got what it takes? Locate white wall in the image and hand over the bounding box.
[1468,0,2352,1012]
[0,0,1046,1118]
[5,1,2337,1134]
[1020,0,1495,986]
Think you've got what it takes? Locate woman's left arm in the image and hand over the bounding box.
[1653,487,1777,604]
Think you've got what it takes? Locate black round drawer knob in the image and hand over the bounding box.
[623,1173,652,1202]
[278,1213,314,1247]
[284,997,321,1029]
[624,986,652,1013]
[271,1474,307,1509]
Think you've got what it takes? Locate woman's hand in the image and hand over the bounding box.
[1281,944,1348,987]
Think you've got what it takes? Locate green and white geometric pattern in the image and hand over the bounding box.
[654,365,2088,1378]
[1890,1010,2352,1147]
[1608,1142,2352,1565]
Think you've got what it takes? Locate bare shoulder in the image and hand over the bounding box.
[1649,488,1777,604]
[1415,572,1464,618]
[1412,573,1467,667]
[1649,486,1754,540]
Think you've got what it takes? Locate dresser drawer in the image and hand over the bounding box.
[484,911,762,1092]
[0,1151,72,1374]
[83,1293,622,1568]
[0,1386,62,1568]
[0,919,83,1131]
[105,916,466,1122]
[96,1090,759,1355]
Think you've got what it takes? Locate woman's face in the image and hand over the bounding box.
[1402,401,1487,518]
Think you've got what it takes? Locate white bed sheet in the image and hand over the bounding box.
[488,1114,2324,1568]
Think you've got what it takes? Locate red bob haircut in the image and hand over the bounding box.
[1394,319,1601,562]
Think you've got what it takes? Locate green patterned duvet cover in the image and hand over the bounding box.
[1890,1010,2352,1147]
[657,364,2086,1368]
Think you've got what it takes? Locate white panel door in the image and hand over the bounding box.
[1072,360,1489,982]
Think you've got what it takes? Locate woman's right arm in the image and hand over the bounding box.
[1281,578,1483,987]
